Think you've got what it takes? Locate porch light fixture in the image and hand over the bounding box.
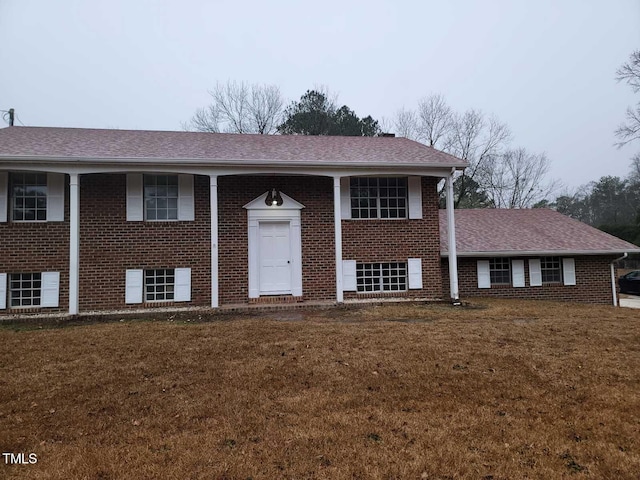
[265,188,283,206]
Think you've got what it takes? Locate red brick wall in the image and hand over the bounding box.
[441,255,617,304]
[342,177,443,300]
[0,175,69,313]
[218,176,335,304]
[79,174,211,310]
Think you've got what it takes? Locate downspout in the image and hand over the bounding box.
[611,253,628,307]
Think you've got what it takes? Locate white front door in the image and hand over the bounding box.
[259,221,292,294]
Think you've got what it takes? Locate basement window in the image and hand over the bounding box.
[350,177,407,219]
[145,269,175,302]
[541,256,562,283]
[356,262,407,293]
[9,273,42,307]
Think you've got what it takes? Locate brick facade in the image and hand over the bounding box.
[218,175,335,305]
[441,255,618,304]
[79,174,211,310]
[0,171,627,315]
[0,176,70,313]
[342,177,443,300]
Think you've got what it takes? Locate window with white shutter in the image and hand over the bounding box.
[0,172,8,223]
[529,259,542,287]
[407,258,423,289]
[477,260,491,289]
[342,260,357,292]
[563,258,576,286]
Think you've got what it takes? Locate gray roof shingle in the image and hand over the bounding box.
[0,126,466,168]
[440,208,640,255]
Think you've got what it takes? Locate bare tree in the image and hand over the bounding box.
[184,81,284,134]
[615,50,640,147]
[446,110,511,207]
[416,94,453,148]
[392,108,420,140]
[485,148,559,208]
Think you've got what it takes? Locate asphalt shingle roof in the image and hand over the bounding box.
[439,208,640,255]
[0,126,466,167]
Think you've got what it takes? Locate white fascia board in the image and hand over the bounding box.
[440,249,640,257]
[0,161,459,179]
[0,155,467,171]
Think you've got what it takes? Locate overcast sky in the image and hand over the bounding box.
[1,0,638,189]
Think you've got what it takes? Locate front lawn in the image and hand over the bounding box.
[1,299,639,479]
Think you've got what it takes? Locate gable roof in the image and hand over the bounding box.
[439,208,640,256]
[0,126,466,169]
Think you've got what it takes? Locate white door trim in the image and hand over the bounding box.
[245,192,304,298]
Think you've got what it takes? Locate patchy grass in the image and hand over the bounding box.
[1,298,640,479]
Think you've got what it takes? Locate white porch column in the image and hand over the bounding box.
[210,175,219,308]
[333,176,344,303]
[69,173,80,315]
[446,169,460,303]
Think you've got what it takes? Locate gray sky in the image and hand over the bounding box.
[1,0,638,189]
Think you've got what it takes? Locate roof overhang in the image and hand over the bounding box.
[441,249,640,257]
[0,155,468,170]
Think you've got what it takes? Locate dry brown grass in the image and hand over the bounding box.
[1,299,640,479]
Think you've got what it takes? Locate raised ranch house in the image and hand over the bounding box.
[0,126,637,317]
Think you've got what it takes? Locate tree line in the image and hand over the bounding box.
[183,49,640,246]
[184,83,556,210]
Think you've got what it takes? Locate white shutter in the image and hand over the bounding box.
[174,268,191,302]
[126,174,144,221]
[407,258,423,289]
[529,259,542,287]
[41,272,60,308]
[0,172,8,223]
[46,173,65,221]
[0,273,6,309]
[408,176,423,219]
[340,177,351,220]
[563,258,576,286]
[178,175,194,221]
[125,269,143,304]
[342,260,357,292]
[477,260,491,289]
[512,260,525,287]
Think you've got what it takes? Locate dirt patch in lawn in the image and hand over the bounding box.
[1,298,640,479]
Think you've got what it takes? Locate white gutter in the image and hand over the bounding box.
[441,249,640,257]
[611,253,628,307]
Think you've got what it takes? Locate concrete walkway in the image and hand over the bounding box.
[620,294,640,309]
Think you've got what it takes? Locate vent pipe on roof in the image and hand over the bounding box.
[380,132,395,138]
[8,108,14,126]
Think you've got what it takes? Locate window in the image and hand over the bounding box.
[356,262,407,293]
[489,258,511,285]
[144,175,178,220]
[11,173,47,221]
[145,269,175,302]
[541,256,562,283]
[350,177,407,219]
[9,273,42,307]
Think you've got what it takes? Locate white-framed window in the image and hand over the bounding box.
[11,173,47,221]
[541,256,562,283]
[356,262,407,293]
[9,273,42,307]
[489,258,511,285]
[144,269,175,302]
[144,175,179,221]
[350,177,407,219]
